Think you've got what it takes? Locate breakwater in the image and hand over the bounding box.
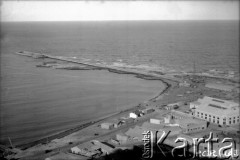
[15,51,180,82]
[16,51,179,103]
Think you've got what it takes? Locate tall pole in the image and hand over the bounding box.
[8,137,13,149]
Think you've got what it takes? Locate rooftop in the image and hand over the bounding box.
[192,96,239,117]
[141,122,165,131]
[176,118,206,128]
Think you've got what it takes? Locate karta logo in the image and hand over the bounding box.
[142,131,239,159]
[142,130,171,158]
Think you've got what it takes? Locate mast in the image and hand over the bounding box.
[8,137,13,149]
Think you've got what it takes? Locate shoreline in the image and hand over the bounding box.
[15,70,173,150]
[11,51,176,150]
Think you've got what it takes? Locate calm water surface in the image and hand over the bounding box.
[0,21,238,145]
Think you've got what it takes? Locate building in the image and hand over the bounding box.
[190,96,239,126]
[129,112,138,119]
[149,111,168,124]
[205,83,235,92]
[164,102,184,110]
[116,133,129,144]
[158,126,182,137]
[91,140,114,154]
[176,118,207,134]
[164,114,174,124]
[110,119,124,128]
[120,117,134,124]
[71,146,81,154]
[143,108,155,114]
[150,118,164,124]
[171,110,194,119]
[141,121,164,131]
[70,142,99,158]
[125,123,182,142]
[129,110,141,119]
[101,123,114,130]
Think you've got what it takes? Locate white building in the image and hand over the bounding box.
[190,96,239,126]
[150,118,164,124]
[129,110,141,119]
[164,114,173,124]
[129,113,138,119]
[71,146,81,154]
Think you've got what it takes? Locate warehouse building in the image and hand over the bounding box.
[150,118,164,125]
[141,122,164,131]
[190,96,239,126]
[171,110,194,119]
[101,123,114,130]
[175,118,207,134]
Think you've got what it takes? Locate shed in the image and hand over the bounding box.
[143,108,155,114]
[150,118,164,124]
[110,119,124,128]
[129,112,138,119]
[101,123,114,130]
[71,146,81,154]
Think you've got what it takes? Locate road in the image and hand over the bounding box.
[19,111,166,160]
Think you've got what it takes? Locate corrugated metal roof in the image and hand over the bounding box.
[194,96,239,117]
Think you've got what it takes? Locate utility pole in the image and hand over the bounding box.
[8,137,13,149]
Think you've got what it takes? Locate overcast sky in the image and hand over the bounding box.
[1,1,239,21]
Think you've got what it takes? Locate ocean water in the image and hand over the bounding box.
[0,21,239,145]
[1,21,239,73]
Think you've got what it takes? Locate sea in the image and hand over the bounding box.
[0,21,239,146]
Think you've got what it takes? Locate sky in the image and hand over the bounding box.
[1,1,239,21]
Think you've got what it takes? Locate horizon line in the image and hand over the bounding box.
[1,19,239,22]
